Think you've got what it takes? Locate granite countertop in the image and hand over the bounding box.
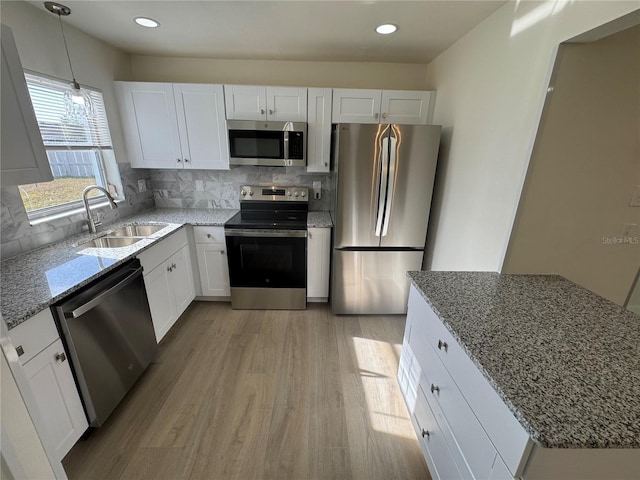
[407,271,640,449]
[2,208,332,330]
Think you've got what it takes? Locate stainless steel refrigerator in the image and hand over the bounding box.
[331,123,441,314]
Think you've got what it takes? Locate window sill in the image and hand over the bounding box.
[28,199,125,227]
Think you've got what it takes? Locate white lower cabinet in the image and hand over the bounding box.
[400,285,640,480]
[307,227,331,301]
[8,309,88,462]
[193,226,230,298]
[137,229,195,342]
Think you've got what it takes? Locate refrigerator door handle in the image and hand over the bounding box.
[382,128,399,237]
[375,136,389,237]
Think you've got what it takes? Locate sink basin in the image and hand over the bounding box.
[80,236,144,248]
[108,224,167,237]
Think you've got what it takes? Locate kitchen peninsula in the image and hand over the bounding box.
[400,271,640,479]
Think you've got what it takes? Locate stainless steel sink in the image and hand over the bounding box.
[80,237,144,248]
[108,224,167,237]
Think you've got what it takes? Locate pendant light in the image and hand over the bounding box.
[44,1,95,122]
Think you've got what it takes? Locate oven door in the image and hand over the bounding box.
[225,229,307,309]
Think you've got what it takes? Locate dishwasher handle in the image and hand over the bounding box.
[65,266,144,319]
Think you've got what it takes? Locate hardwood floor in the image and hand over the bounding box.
[63,302,429,480]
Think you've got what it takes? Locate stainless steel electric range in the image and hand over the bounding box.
[224,185,309,310]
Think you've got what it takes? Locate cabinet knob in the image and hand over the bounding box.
[269,109,273,115]
[207,233,212,238]
[421,428,430,438]
[167,265,173,272]
[55,352,66,362]
[220,250,225,255]
[177,158,182,163]
[437,339,448,352]
[172,263,177,269]
[260,108,265,115]
[184,158,190,163]
[374,112,379,119]
[382,112,387,119]
[16,345,25,357]
[430,384,440,394]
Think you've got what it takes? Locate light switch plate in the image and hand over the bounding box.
[630,185,640,207]
[138,179,146,192]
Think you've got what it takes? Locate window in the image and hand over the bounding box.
[20,73,123,219]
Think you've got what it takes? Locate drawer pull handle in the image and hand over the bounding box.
[437,339,448,352]
[421,428,430,438]
[430,384,440,394]
[220,250,225,255]
[55,352,66,362]
[207,234,212,238]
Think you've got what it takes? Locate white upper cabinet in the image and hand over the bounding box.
[1,24,53,186]
[224,85,307,122]
[173,83,229,170]
[115,81,229,170]
[306,88,332,173]
[332,88,432,125]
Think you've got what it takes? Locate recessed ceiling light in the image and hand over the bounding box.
[375,24,397,35]
[134,17,160,28]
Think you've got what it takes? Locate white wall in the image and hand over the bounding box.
[0,1,133,164]
[424,0,639,272]
[502,25,639,306]
[130,55,428,90]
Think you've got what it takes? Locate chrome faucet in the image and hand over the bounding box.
[82,185,118,233]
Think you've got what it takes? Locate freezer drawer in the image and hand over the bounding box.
[331,249,423,314]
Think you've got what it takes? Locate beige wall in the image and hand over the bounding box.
[0,1,133,164]
[503,25,640,306]
[130,55,428,90]
[423,1,639,272]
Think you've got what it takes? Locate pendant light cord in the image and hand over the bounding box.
[57,12,77,83]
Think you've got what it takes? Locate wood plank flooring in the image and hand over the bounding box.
[63,302,429,480]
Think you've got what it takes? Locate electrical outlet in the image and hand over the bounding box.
[137,179,146,192]
[195,180,204,192]
[630,185,640,207]
[312,181,322,200]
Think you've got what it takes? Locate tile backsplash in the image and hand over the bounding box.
[1,164,335,260]
[1,162,154,259]
[151,166,335,211]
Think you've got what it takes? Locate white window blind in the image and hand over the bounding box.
[25,73,113,149]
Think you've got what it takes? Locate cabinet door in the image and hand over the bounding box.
[22,339,88,461]
[307,227,331,300]
[173,84,229,170]
[306,88,332,173]
[332,88,382,124]
[266,87,307,122]
[196,243,231,297]
[115,82,182,169]
[143,262,175,342]
[224,85,267,120]
[1,25,53,186]
[169,245,195,318]
[381,90,431,125]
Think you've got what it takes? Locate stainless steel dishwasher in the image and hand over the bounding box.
[53,259,157,427]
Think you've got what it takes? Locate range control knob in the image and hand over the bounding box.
[294,191,299,197]
[249,190,254,196]
[301,191,306,197]
[287,191,293,197]
[241,190,246,196]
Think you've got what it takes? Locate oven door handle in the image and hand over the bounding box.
[225,229,307,238]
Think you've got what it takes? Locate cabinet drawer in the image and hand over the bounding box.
[193,225,225,244]
[8,309,59,365]
[138,228,188,273]
[413,384,464,480]
[411,328,497,480]
[408,286,530,475]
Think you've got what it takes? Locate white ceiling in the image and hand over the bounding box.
[26,1,507,64]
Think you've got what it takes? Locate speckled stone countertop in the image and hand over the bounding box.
[2,208,332,329]
[307,211,333,228]
[407,271,640,449]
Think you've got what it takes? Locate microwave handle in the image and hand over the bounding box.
[284,130,289,161]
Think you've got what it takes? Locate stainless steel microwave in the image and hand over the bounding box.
[227,120,306,167]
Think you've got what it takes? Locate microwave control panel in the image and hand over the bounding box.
[287,132,304,160]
